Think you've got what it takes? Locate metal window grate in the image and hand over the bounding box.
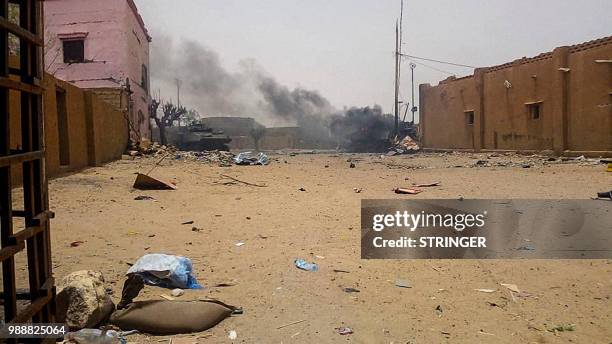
[0,0,55,342]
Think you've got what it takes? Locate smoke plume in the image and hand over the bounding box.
[151,36,393,150]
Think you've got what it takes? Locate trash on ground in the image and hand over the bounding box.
[353,188,363,193]
[181,220,194,225]
[171,289,185,297]
[57,271,115,330]
[500,283,520,293]
[336,327,354,335]
[228,330,238,340]
[549,324,576,332]
[219,174,268,187]
[134,195,155,201]
[349,163,356,168]
[294,259,319,272]
[110,300,237,335]
[234,152,269,166]
[394,188,422,195]
[299,187,306,192]
[235,242,245,247]
[597,191,611,199]
[395,279,412,288]
[160,294,175,301]
[415,182,440,187]
[474,289,496,293]
[70,241,85,247]
[435,305,443,316]
[133,173,177,190]
[342,287,360,293]
[191,227,203,232]
[277,319,307,330]
[65,328,131,344]
[333,269,350,274]
[127,254,203,290]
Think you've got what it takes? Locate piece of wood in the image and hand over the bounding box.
[133,173,177,190]
[277,319,307,329]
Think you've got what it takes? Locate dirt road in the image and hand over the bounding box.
[18,152,611,343]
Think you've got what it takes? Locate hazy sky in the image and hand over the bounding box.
[134,0,612,117]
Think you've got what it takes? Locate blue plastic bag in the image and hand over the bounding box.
[127,254,203,289]
[294,259,318,272]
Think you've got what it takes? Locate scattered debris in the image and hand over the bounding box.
[277,319,307,330]
[500,283,520,293]
[415,182,440,187]
[127,254,203,289]
[191,227,203,233]
[174,150,235,167]
[181,221,195,225]
[342,287,360,293]
[220,174,268,187]
[235,242,245,247]
[336,327,354,335]
[333,269,350,274]
[549,324,576,333]
[353,187,363,193]
[66,328,130,344]
[171,288,185,297]
[294,259,319,272]
[597,191,611,199]
[395,279,412,288]
[394,188,422,195]
[299,187,307,192]
[474,289,496,293]
[228,330,238,340]
[134,195,156,201]
[435,305,443,317]
[349,163,356,168]
[133,173,177,191]
[70,241,85,248]
[234,152,270,166]
[160,294,175,301]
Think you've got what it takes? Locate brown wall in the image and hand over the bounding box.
[9,72,128,183]
[420,36,612,155]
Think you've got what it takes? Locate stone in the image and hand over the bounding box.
[56,270,115,330]
[171,288,185,297]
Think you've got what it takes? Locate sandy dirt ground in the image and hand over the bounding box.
[11,152,612,343]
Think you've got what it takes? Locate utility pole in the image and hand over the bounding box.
[410,63,416,124]
[394,20,400,138]
[176,78,182,126]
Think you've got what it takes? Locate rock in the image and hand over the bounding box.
[56,270,115,330]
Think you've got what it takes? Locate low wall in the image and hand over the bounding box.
[9,72,128,183]
[420,36,612,156]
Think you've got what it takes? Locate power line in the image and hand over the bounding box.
[400,53,478,69]
[407,58,456,76]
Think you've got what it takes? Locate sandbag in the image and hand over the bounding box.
[110,300,235,335]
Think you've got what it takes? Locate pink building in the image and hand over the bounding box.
[44,0,152,139]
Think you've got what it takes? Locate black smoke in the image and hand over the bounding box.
[151,36,393,151]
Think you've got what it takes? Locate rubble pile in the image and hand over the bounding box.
[388,136,420,155]
[174,150,236,167]
[127,139,178,157]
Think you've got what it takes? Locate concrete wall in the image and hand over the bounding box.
[420,36,612,155]
[44,0,151,139]
[9,73,128,183]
